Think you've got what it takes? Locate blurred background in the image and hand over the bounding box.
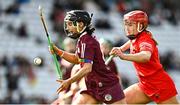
[0,0,180,104]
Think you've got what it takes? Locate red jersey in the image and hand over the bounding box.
[130,31,177,102]
[130,31,162,77]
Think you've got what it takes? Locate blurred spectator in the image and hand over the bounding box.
[173,56,180,71]
[162,0,178,25]
[35,37,44,45]
[66,0,85,10]
[17,22,28,38]
[15,55,36,84]
[3,55,36,104]
[160,51,180,72]
[95,18,112,29]
[5,57,21,104]
[5,1,20,15]
[50,0,65,38]
[0,6,2,26]
[115,0,179,26]
[149,7,162,26]
[116,0,127,15]
[93,0,110,13]
[0,55,8,67]
[113,36,126,47]
[16,0,30,4]
[99,38,130,88]
[139,0,154,15]
[160,51,174,70]
[0,6,2,15]
[6,23,15,33]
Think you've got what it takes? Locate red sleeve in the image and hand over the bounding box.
[139,37,154,53]
[139,42,153,52]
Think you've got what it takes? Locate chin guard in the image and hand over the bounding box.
[127,35,136,40]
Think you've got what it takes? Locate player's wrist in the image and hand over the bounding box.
[60,51,64,58]
[119,47,123,52]
[56,49,64,57]
[67,78,74,84]
[52,45,64,57]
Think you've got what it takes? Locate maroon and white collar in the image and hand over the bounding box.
[79,32,87,38]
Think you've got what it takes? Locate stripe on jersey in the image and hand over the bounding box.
[81,43,86,58]
[139,42,153,52]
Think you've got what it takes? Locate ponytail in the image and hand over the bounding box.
[85,24,95,35]
[146,31,158,45]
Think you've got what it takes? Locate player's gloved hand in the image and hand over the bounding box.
[48,43,56,54]
[49,43,64,57]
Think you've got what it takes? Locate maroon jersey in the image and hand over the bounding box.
[106,59,118,75]
[76,32,124,103]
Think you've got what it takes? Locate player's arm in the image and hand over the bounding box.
[109,40,130,57]
[120,40,131,52]
[56,63,91,93]
[121,51,151,63]
[70,64,81,93]
[68,63,92,84]
[110,47,151,63]
[51,45,80,64]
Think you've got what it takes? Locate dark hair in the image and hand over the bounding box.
[85,24,95,35]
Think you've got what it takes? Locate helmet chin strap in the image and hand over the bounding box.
[77,22,86,34]
[68,22,87,39]
[127,22,144,40]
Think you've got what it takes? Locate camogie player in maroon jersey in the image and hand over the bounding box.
[110,10,179,104]
[50,10,126,104]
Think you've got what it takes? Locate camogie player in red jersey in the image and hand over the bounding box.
[50,10,126,104]
[110,10,179,104]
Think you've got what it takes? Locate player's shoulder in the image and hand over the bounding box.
[80,33,97,43]
[138,31,154,41]
[137,31,156,48]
